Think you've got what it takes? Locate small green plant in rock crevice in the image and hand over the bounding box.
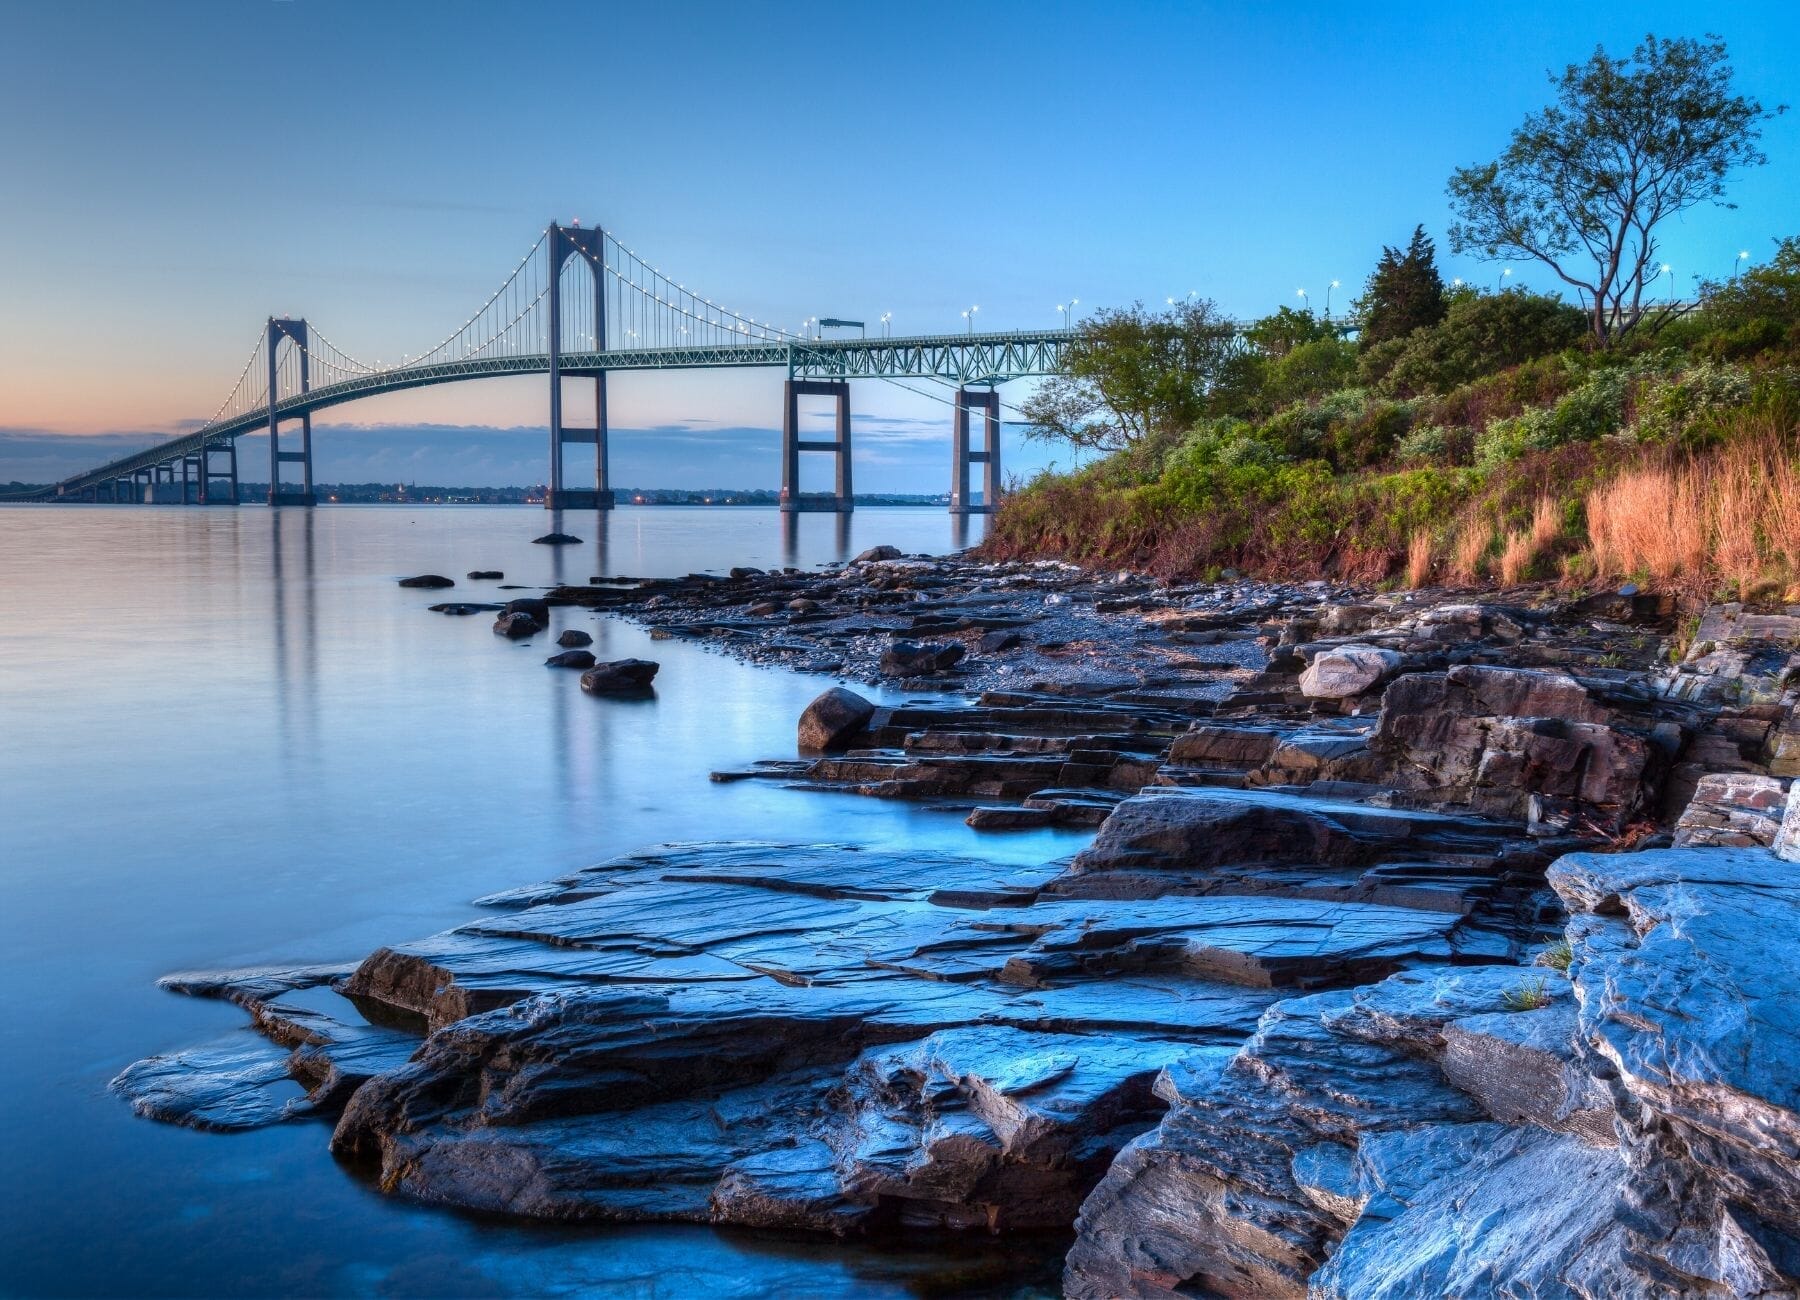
[1536,940,1574,972]
[1501,976,1554,1010]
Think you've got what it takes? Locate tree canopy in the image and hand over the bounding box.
[1447,34,1779,347]
[1020,301,1244,454]
[1356,225,1448,349]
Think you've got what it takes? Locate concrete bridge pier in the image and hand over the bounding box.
[779,379,853,513]
[197,441,239,505]
[949,386,1000,515]
[267,319,315,506]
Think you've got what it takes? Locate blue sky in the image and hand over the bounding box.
[2,0,1796,489]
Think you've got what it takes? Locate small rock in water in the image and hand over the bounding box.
[557,630,593,648]
[580,659,659,695]
[880,640,966,678]
[504,597,550,624]
[544,649,597,669]
[797,687,875,752]
[398,574,454,588]
[854,545,903,563]
[428,602,501,616]
[532,533,582,545]
[493,611,540,639]
[467,570,504,580]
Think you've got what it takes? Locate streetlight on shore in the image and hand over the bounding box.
[1296,288,1308,313]
[1497,267,1512,291]
[1659,264,1674,306]
[1735,250,1750,278]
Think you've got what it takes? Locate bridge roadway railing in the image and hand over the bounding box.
[8,330,1074,502]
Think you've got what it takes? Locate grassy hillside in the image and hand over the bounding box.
[986,241,1800,598]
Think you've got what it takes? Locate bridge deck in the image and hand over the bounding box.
[10,330,1072,501]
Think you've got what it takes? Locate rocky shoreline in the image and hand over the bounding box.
[118,549,1800,1296]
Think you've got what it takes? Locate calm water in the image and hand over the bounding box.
[0,505,1087,1299]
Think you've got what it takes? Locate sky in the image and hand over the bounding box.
[1,0,1797,491]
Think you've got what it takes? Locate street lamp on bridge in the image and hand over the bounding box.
[962,305,979,335]
[1057,298,1078,329]
[880,312,892,338]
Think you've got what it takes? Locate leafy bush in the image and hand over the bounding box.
[1633,361,1755,444]
[1167,417,1288,472]
[1473,365,1641,465]
[1380,291,1587,396]
[1698,317,1788,362]
[1699,236,1800,334]
[1268,337,1359,405]
[1395,423,1457,465]
[1357,335,1412,388]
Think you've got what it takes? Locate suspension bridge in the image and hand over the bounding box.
[11,222,1075,515]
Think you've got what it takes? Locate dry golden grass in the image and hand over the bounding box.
[1586,435,1800,591]
[1406,529,1433,588]
[1450,520,1492,584]
[1530,495,1560,551]
[1496,496,1563,585]
[1498,531,1533,585]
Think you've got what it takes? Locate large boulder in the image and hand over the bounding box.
[557,629,593,648]
[1369,666,1652,828]
[532,532,582,545]
[798,688,875,752]
[853,545,904,563]
[580,659,659,695]
[1299,645,1404,700]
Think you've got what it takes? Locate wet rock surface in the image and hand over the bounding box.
[115,560,1800,1294]
[579,658,659,695]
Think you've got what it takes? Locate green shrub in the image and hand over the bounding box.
[1357,335,1411,388]
[1329,397,1414,469]
[1698,318,1788,362]
[1268,337,1359,405]
[1381,291,1588,396]
[1632,361,1755,444]
[1395,423,1455,465]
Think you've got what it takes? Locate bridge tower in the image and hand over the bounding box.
[949,386,1001,514]
[779,378,854,514]
[546,224,610,511]
[266,318,314,506]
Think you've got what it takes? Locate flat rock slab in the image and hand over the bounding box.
[1060,786,1523,896]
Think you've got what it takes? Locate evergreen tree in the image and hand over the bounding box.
[1356,225,1448,349]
